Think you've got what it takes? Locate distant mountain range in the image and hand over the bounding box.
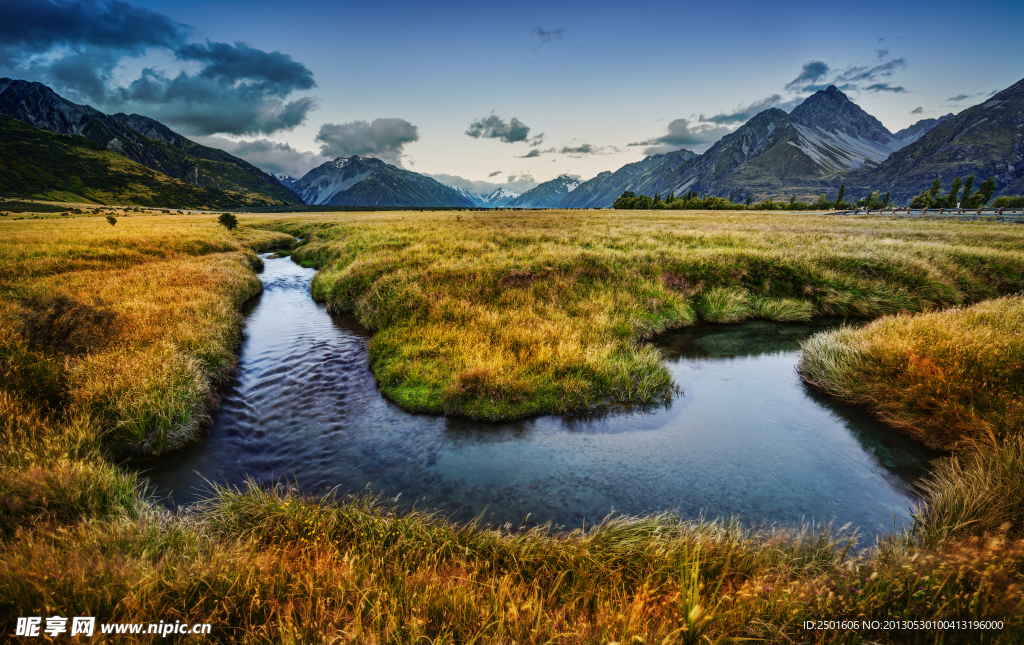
[2,76,1021,209]
[293,156,476,208]
[555,81,1022,207]
[853,78,1024,202]
[0,78,301,206]
[507,175,581,208]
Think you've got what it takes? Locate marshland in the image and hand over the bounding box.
[2,208,1023,643]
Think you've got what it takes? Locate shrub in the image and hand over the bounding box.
[219,212,239,230]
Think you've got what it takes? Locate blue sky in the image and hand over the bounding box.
[2,0,1022,193]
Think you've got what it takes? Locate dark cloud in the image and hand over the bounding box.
[910,107,924,115]
[785,61,829,92]
[488,170,502,177]
[629,118,732,155]
[834,58,906,85]
[0,0,181,65]
[531,26,566,50]
[193,136,328,177]
[0,0,316,136]
[863,82,906,93]
[465,114,532,143]
[520,149,542,158]
[785,56,908,96]
[699,94,800,124]
[316,118,419,166]
[560,144,596,154]
[948,93,971,102]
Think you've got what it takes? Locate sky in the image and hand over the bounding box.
[2,0,1023,194]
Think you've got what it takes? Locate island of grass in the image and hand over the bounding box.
[2,209,1023,642]
[256,209,1024,420]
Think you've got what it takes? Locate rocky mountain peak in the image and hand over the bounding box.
[790,86,895,143]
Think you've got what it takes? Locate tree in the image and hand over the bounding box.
[961,175,975,207]
[106,215,116,226]
[928,178,942,202]
[729,193,734,203]
[881,191,891,209]
[945,176,963,208]
[836,183,846,206]
[745,195,753,207]
[219,212,238,230]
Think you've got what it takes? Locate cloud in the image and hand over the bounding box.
[629,118,732,155]
[531,27,566,50]
[948,93,971,102]
[699,94,800,124]
[863,82,906,93]
[315,118,419,166]
[488,170,502,177]
[428,173,539,196]
[192,136,328,177]
[560,144,596,154]
[0,0,316,136]
[0,0,181,65]
[520,149,542,158]
[910,107,924,115]
[465,114,533,143]
[785,61,830,92]
[784,57,908,96]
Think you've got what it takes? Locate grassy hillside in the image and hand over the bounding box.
[261,210,1024,421]
[0,115,288,208]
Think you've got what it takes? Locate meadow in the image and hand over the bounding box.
[267,209,1024,420]
[1,209,1022,643]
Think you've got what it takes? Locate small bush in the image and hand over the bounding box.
[106,215,116,226]
[219,212,238,230]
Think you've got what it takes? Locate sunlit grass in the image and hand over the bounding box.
[257,209,1024,420]
[2,211,1023,642]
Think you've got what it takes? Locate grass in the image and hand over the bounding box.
[798,296,1024,451]
[256,209,1024,420]
[1,210,1023,642]
[798,295,1024,552]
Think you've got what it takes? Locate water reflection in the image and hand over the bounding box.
[143,257,944,536]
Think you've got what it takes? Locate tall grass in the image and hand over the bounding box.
[2,211,1023,642]
[258,210,1024,420]
[798,295,1024,450]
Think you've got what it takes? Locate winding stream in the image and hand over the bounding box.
[144,256,944,536]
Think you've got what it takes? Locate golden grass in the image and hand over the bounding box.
[798,295,1024,451]
[257,209,1024,420]
[2,211,1023,642]
[0,213,294,456]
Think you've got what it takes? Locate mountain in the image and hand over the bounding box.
[273,173,301,191]
[893,114,954,145]
[0,78,300,205]
[506,175,582,208]
[477,186,521,207]
[583,86,921,203]
[854,77,1024,202]
[293,156,477,207]
[0,114,272,208]
[555,149,698,208]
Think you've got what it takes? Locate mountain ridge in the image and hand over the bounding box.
[0,78,301,205]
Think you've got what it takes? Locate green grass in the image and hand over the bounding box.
[254,209,1024,420]
[2,210,1023,643]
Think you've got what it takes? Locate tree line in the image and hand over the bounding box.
[612,175,1021,211]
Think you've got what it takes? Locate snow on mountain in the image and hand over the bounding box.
[273,173,300,191]
[507,175,582,208]
[292,156,477,207]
